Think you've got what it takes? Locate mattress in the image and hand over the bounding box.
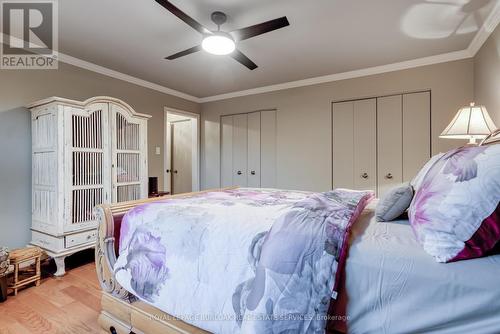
[343,201,500,334]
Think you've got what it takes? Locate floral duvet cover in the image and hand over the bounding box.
[114,188,373,333]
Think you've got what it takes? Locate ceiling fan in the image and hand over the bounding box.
[154,0,290,70]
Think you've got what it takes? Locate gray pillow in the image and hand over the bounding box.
[376,184,414,222]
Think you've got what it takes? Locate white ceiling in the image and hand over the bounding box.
[59,0,497,98]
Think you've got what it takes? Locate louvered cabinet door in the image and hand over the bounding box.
[111,104,148,203]
[377,95,403,198]
[64,103,109,233]
[247,112,261,188]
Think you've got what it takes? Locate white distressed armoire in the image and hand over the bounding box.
[27,96,150,276]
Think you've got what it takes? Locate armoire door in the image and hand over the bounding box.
[64,102,110,233]
[171,120,193,194]
[377,95,403,198]
[111,104,147,202]
[332,99,377,191]
[247,112,261,187]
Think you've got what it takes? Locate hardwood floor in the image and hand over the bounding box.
[0,251,101,334]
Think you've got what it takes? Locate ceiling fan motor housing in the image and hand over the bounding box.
[211,11,227,27]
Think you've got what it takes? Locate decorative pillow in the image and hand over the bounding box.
[408,144,500,262]
[410,152,445,191]
[376,184,414,222]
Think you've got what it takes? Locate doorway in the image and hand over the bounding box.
[164,108,200,194]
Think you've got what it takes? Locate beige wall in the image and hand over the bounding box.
[201,59,474,191]
[0,62,199,248]
[474,24,500,125]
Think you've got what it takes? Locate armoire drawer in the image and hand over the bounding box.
[65,230,97,248]
[31,230,64,252]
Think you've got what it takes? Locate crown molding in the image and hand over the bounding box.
[0,33,200,103]
[58,53,201,103]
[198,49,472,103]
[467,0,500,56]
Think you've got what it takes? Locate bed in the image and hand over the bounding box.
[95,130,500,334]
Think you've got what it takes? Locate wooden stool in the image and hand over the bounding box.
[8,247,42,296]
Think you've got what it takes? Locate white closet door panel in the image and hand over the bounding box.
[172,121,193,194]
[353,99,377,191]
[247,112,261,188]
[377,95,403,198]
[233,114,248,187]
[221,116,234,187]
[261,110,277,188]
[333,101,355,189]
[403,92,431,182]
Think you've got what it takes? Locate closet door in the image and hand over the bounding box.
[333,100,376,191]
[247,112,261,187]
[403,92,431,182]
[111,104,147,202]
[220,115,234,187]
[353,99,377,190]
[333,101,355,189]
[377,95,403,198]
[261,110,277,188]
[233,114,248,187]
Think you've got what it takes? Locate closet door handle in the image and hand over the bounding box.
[173,170,178,174]
[251,171,256,175]
[237,171,242,175]
[361,173,368,179]
[385,173,393,179]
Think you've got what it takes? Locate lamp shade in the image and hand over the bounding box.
[440,103,497,143]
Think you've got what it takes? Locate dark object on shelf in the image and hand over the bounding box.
[149,177,159,196]
[149,191,170,198]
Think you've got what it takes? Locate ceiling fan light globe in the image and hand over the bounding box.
[202,34,236,55]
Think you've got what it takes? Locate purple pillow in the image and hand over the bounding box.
[408,144,500,262]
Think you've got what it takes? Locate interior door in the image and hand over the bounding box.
[233,113,248,187]
[247,112,261,187]
[377,95,403,198]
[111,104,144,202]
[171,120,193,194]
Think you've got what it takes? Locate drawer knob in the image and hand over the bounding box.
[386,173,393,179]
[361,173,368,179]
[237,171,242,175]
[251,171,256,175]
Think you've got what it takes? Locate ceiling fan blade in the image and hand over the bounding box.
[165,45,202,60]
[230,50,258,70]
[231,16,290,41]
[154,0,211,35]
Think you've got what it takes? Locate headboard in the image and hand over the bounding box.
[480,129,500,146]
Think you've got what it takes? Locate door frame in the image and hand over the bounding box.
[164,107,200,193]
